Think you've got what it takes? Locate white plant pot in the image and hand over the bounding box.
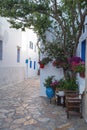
[58,91,65,96]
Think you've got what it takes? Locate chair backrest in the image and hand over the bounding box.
[65,91,84,102]
[65,92,84,118]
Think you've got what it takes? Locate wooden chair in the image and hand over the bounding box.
[65,91,83,118]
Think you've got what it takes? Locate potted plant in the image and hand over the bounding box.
[54,79,66,105]
[44,76,55,99]
[56,79,66,96]
[64,78,79,91]
[71,61,85,78]
[38,57,51,68]
[56,77,78,95]
[51,80,59,91]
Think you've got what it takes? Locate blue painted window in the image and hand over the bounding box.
[81,40,86,62]
[30,61,32,68]
[17,47,20,63]
[34,61,36,70]
[25,59,28,64]
[0,40,3,60]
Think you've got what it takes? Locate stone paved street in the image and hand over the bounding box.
[0,76,87,130]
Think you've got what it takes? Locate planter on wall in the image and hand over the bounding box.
[40,64,44,68]
[79,72,85,78]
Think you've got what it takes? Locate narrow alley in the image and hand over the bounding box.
[0,77,87,130]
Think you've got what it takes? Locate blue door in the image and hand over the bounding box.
[81,40,86,62]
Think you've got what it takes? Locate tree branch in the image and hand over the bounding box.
[73,8,87,55]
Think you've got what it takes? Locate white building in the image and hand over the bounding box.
[77,16,87,121]
[0,17,39,86]
[76,16,87,94]
[22,28,39,78]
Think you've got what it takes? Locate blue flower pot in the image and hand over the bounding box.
[46,87,55,99]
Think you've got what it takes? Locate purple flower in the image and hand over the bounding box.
[69,56,82,64]
[51,80,59,87]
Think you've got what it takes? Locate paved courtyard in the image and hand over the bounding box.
[0,77,87,130]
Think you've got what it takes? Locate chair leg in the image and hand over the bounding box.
[80,104,83,118]
[50,98,51,104]
[80,114,83,118]
[66,109,69,118]
[66,102,69,118]
[80,110,83,118]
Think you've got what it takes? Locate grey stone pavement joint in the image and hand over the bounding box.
[0,76,87,130]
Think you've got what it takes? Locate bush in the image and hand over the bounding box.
[44,76,54,88]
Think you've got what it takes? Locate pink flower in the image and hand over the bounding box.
[81,61,85,65]
[72,61,79,66]
[71,61,85,73]
[51,80,59,87]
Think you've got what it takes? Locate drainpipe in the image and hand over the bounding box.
[84,37,87,122]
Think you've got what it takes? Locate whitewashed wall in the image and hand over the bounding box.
[0,67,25,86]
[0,17,26,86]
[76,41,85,94]
[0,17,22,67]
[77,16,87,120]
[76,16,87,94]
[40,63,64,96]
[0,17,39,86]
[22,29,39,78]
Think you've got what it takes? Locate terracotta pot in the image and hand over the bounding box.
[40,64,44,68]
[80,72,85,78]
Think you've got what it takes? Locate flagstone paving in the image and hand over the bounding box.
[0,76,87,130]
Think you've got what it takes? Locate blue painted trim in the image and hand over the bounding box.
[25,59,28,64]
[81,40,86,62]
[30,61,32,68]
